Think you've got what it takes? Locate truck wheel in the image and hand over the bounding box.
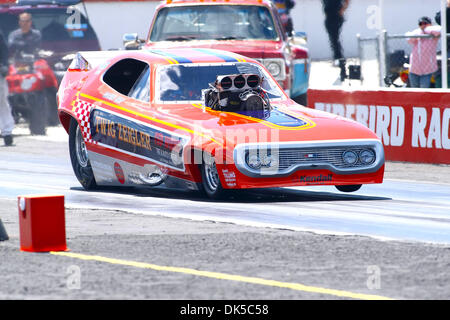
[29,91,47,135]
[69,118,97,190]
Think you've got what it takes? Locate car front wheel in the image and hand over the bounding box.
[200,153,226,199]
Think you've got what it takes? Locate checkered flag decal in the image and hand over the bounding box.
[72,100,97,145]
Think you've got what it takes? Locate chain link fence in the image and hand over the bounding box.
[357,31,450,88]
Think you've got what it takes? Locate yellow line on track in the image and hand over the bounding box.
[51,251,393,300]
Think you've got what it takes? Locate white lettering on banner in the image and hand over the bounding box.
[412,107,427,148]
[443,109,450,149]
[314,102,450,150]
[314,103,404,146]
[428,108,442,148]
[412,107,450,149]
[333,104,345,116]
[376,106,390,145]
[346,104,356,119]
[391,107,405,147]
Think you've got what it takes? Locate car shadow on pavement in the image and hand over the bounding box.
[70,185,390,204]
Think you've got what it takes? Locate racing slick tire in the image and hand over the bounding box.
[335,184,362,193]
[69,118,97,190]
[29,91,47,135]
[200,152,227,199]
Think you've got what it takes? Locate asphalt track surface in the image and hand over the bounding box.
[1,125,450,301]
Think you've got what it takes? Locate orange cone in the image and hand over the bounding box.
[18,195,67,252]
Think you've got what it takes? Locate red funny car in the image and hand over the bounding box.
[124,0,310,105]
[57,48,384,199]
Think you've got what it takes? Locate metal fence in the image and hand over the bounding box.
[357,31,450,88]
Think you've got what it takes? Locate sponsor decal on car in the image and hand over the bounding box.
[114,162,125,184]
[90,109,189,171]
[222,169,237,187]
[293,174,333,184]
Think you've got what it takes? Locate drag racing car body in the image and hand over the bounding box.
[57,48,384,198]
[126,0,309,105]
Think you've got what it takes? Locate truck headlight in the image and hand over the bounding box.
[261,58,286,81]
[266,62,281,77]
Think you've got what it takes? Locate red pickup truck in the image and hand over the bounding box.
[124,0,309,105]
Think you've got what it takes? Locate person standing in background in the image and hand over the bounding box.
[273,0,296,36]
[406,16,441,88]
[0,30,14,146]
[322,0,350,65]
[435,0,450,35]
[435,0,450,87]
[8,12,42,58]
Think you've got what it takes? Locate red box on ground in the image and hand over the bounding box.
[18,195,67,252]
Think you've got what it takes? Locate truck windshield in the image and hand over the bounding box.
[150,5,279,42]
[157,62,285,102]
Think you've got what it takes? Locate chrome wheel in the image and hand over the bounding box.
[75,125,88,167]
[204,156,220,192]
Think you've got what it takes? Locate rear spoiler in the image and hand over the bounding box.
[68,50,127,71]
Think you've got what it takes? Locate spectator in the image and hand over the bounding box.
[0,30,14,146]
[322,0,350,65]
[273,0,295,36]
[406,16,441,88]
[8,12,42,58]
[435,0,450,88]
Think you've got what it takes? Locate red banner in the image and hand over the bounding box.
[307,88,450,164]
[0,0,159,3]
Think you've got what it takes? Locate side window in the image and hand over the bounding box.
[129,66,150,102]
[103,58,148,96]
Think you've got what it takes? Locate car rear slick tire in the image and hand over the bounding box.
[200,153,226,199]
[335,184,362,193]
[69,118,97,190]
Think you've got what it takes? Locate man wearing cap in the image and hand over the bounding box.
[406,16,441,88]
[273,0,295,36]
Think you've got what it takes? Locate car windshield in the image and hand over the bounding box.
[157,62,286,102]
[150,5,279,42]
